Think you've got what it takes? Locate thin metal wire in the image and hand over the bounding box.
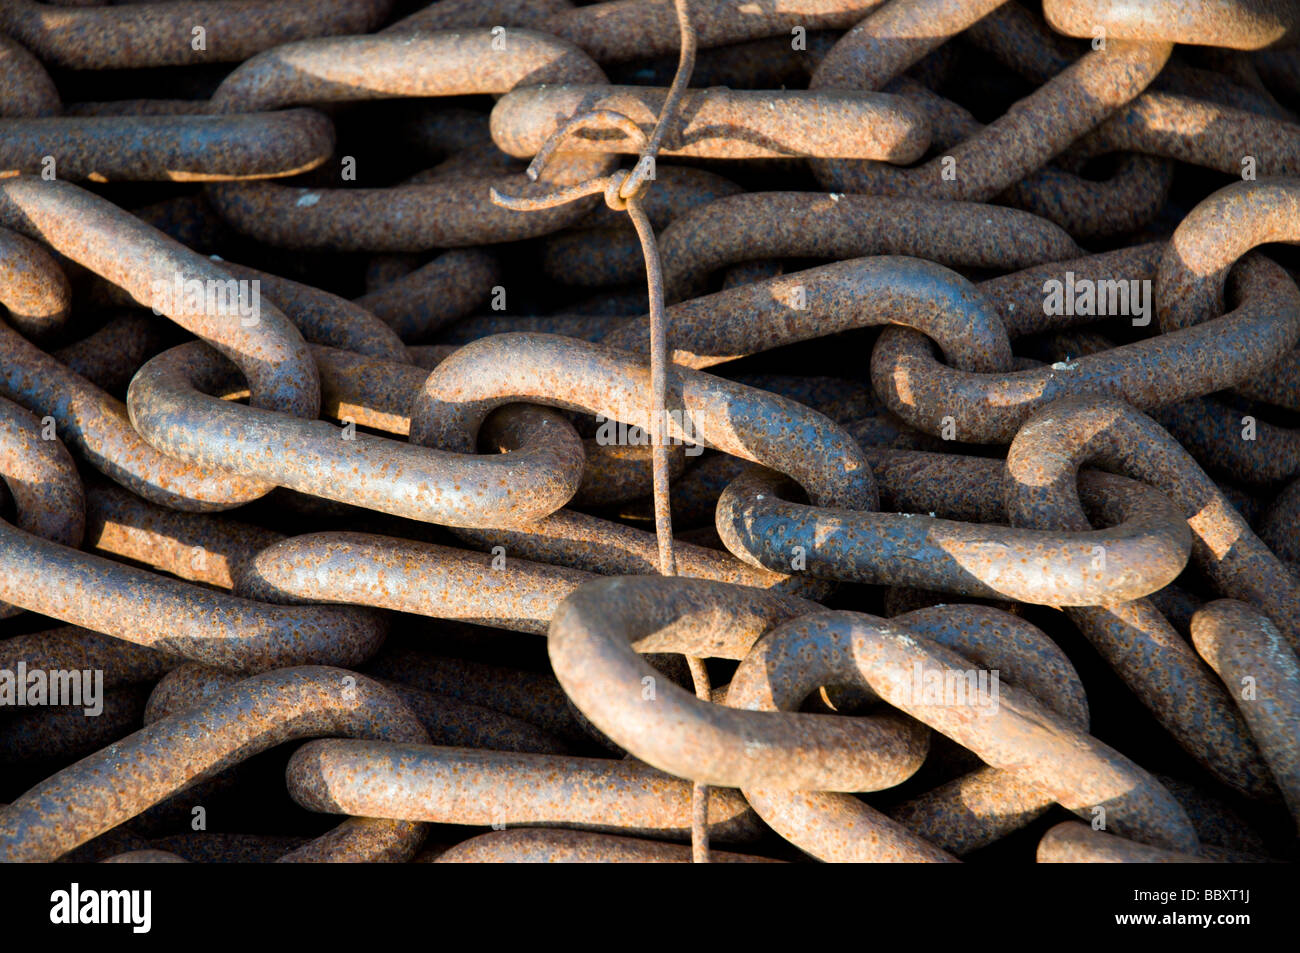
[619,0,698,204]
[628,194,710,861]
[525,110,650,183]
[488,177,608,212]
[625,198,676,578]
[488,0,706,862]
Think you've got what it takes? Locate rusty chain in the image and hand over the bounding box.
[0,0,1298,869]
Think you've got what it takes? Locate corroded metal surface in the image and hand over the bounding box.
[433,827,780,862]
[1157,178,1300,330]
[725,608,1199,854]
[1191,600,1300,829]
[814,34,1173,199]
[813,0,1009,93]
[606,255,1018,369]
[1006,396,1300,652]
[411,332,878,510]
[2,0,1299,867]
[874,254,1300,442]
[127,342,586,528]
[733,603,1093,860]
[286,738,764,841]
[1037,822,1211,863]
[492,85,930,161]
[1043,0,1300,51]
[647,193,1083,301]
[0,177,321,418]
[0,0,395,70]
[548,0,885,63]
[0,32,59,118]
[0,667,428,862]
[0,110,335,182]
[714,463,1192,604]
[0,226,71,341]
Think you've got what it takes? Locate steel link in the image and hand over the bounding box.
[2,0,1299,867]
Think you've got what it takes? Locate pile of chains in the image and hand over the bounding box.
[1,0,1299,865]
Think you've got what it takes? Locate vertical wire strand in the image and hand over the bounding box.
[489,0,708,863]
[624,0,709,863]
[625,199,677,580]
[628,187,712,866]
